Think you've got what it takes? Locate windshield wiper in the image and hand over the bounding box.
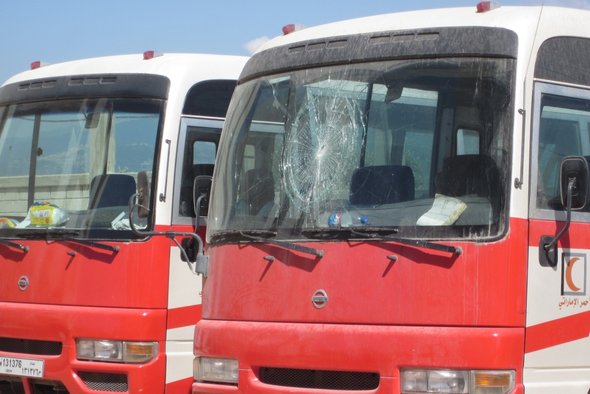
[16,229,119,253]
[301,227,399,240]
[61,238,120,253]
[214,230,324,258]
[301,227,461,255]
[16,228,82,239]
[0,239,29,253]
[350,227,462,255]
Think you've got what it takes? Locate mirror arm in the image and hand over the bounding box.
[540,178,574,267]
[544,178,573,252]
[193,193,206,232]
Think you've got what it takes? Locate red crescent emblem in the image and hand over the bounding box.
[565,257,581,292]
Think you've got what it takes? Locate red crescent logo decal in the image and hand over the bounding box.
[565,257,581,292]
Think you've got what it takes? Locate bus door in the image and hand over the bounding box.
[526,81,590,391]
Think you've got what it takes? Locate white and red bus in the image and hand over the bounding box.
[193,3,590,393]
[0,52,246,393]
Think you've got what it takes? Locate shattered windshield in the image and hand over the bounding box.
[0,98,162,239]
[210,57,513,242]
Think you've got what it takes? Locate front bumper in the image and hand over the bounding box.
[193,319,524,393]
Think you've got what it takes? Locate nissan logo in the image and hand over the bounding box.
[18,276,29,291]
[311,289,328,309]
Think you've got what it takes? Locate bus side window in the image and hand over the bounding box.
[183,80,237,118]
[178,127,220,217]
[536,95,586,210]
[175,80,237,220]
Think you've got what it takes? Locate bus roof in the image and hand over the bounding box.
[2,53,248,87]
[257,6,590,54]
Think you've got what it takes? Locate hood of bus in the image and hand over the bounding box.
[0,236,171,308]
[203,219,527,327]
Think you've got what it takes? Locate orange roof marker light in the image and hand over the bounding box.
[476,1,500,13]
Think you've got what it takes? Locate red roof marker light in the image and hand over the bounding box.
[143,50,162,60]
[282,24,297,35]
[30,61,46,70]
[476,1,500,13]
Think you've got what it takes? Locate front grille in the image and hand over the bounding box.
[0,377,69,394]
[78,372,128,392]
[31,381,68,393]
[0,377,25,394]
[0,338,62,356]
[258,367,380,391]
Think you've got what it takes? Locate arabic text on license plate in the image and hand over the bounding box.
[0,356,44,378]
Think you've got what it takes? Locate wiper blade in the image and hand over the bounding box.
[240,230,324,258]
[240,230,277,238]
[61,238,120,253]
[211,229,275,241]
[213,230,324,258]
[16,228,82,239]
[301,227,399,239]
[301,227,459,255]
[16,229,119,253]
[350,228,462,255]
[0,239,29,253]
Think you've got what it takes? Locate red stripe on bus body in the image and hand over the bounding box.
[526,310,590,353]
[167,304,202,329]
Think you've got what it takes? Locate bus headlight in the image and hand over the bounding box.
[76,339,158,364]
[401,369,515,394]
[193,356,239,385]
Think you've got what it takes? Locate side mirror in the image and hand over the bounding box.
[560,156,589,211]
[180,237,197,262]
[540,156,589,267]
[193,175,213,221]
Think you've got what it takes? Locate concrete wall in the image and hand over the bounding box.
[0,174,91,218]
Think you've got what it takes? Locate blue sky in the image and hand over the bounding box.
[1,0,588,83]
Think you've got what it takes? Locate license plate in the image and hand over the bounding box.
[0,356,44,378]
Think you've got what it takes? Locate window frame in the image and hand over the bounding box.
[530,82,590,221]
[172,116,224,227]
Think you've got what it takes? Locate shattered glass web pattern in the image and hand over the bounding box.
[282,93,364,211]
